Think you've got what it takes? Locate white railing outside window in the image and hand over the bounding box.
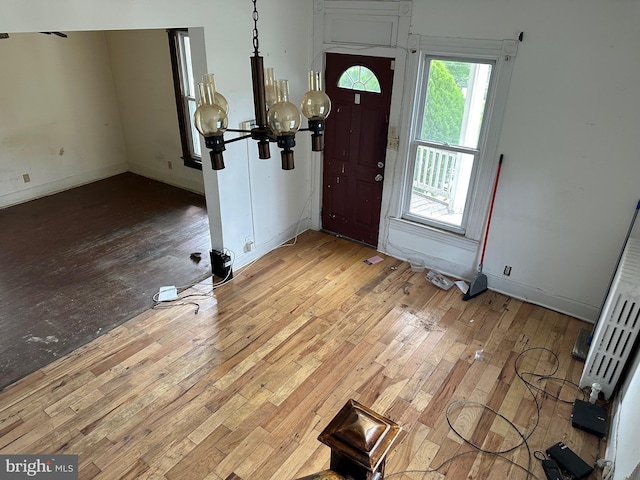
[413,145,459,206]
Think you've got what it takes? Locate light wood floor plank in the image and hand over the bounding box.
[0,231,604,480]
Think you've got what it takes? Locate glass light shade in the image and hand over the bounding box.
[264,68,277,110]
[301,71,331,120]
[213,91,229,114]
[199,75,229,113]
[194,103,228,136]
[301,90,331,120]
[267,79,301,135]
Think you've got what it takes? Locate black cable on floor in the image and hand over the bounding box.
[387,346,584,480]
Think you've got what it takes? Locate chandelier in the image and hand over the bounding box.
[193,0,331,171]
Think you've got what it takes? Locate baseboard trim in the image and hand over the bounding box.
[485,274,598,323]
[0,163,128,209]
[128,164,205,195]
[380,245,599,323]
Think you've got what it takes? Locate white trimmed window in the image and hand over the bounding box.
[401,37,517,240]
[168,29,201,169]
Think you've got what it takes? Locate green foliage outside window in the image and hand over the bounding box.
[441,61,470,90]
[421,60,465,145]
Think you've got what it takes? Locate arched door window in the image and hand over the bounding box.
[337,66,382,93]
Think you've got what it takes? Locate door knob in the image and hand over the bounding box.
[375,174,383,182]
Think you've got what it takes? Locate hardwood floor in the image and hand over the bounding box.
[0,173,211,389]
[0,231,604,479]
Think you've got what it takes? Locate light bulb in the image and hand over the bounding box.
[267,79,301,135]
[301,71,331,120]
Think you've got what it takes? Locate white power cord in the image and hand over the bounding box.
[597,459,613,480]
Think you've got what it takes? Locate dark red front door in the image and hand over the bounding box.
[322,53,394,247]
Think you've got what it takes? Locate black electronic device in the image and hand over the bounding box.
[541,458,564,480]
[546,442,593,479]
[211,249,233,281]
[571,399,607,438]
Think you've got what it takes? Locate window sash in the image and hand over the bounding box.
[400,37,517,240]
[404,139,479,234]
[176,31,200,161]
[168,28,202,168]
[416,57,494,150]
[403,54,492,234]
[177,32,195,99]
[185,97,201,158]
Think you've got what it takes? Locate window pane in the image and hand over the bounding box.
[419,60,492,149]
[179,33,195,98]
[337,66,381,93]
[188,99,201,157]
[408,145,475,228]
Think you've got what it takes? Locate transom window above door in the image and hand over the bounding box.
[337,66,382,93]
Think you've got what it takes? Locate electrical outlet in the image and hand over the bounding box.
[504,265,512,276]
[168,160,173,170]
[22,173,30,183]
[240,120,256,131]
[244,236,255,253]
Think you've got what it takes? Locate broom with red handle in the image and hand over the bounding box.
[463,154,503,300]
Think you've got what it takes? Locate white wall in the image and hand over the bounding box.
[376,0,640,323]
[0,32,128,208]
[106,29,205,194]
[477,0,640,322]
[0,0,314,267]
[0,28,205,207]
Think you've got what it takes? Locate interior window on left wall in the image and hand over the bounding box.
[168,29,202,169]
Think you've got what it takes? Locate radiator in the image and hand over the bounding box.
[628,462,640,480]
[580,238,640,400]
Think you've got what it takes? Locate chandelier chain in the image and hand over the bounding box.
[252,0,259,54]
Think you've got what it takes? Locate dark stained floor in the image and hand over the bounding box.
[0,173,211,389]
